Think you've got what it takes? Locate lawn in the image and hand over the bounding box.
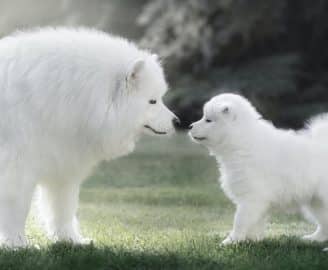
[1,133,327,270]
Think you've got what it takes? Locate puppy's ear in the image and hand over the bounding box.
[152,54,159,61]
[221,105,236,121]
[221,106,230,114]
[126,59,145,86]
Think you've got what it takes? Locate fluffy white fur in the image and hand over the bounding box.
[189,93,328,246]
[0,28,177,247]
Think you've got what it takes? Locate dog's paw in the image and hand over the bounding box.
[302,234,316,241]
[0,235,28,249]
[221,236,234,246]
[77,237,94,245]
[66,236,93,245]
[302,232,328,242]
[323,247,328,252]
[53,233,94,245]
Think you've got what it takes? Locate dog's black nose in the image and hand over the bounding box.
[172,117,181,129]
[188,124,193,130]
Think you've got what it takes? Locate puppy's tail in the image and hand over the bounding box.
[303,113,328,142]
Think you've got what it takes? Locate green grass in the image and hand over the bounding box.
[2,133,328,269]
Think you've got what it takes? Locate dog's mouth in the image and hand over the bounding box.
[144,125,167,135]
[192,136,207,141]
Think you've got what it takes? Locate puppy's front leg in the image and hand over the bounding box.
[222,202,267,245]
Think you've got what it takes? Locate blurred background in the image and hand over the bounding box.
[2,0,328,128]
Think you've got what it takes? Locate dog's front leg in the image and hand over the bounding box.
[222,202,267,245]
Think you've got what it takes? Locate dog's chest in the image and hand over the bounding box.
[218,160,253,202]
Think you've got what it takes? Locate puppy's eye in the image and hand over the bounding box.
[149,99,157,104]
[205,119,212,123]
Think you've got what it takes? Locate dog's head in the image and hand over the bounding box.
[122,55,179,136]
[189,93,261,147]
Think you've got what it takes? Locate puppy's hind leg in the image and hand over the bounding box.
[302,201,328,242]
[37,180,89,244]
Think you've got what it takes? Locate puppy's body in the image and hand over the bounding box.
[0,28,176,247]
[190,93,328,244]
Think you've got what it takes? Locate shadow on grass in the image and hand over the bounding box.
[0,237,327,270]
[80,187,230,207]
[84,154,218,188]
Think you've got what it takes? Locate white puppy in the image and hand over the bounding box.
[189,93,328,245]
[0,28,178,247]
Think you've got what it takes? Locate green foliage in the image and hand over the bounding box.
[168,53,302,126]
[139,0,328,128]
[139,0,286,75]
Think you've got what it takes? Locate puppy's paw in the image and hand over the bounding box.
[67,235,94,245]
[53,233,94,245]
[302,234,314,241]
[323,247,328,252]
[302,232,328,242]
[78,237,94,245]
[221,236,234,246]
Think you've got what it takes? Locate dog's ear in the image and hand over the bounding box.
[126,59,145,87]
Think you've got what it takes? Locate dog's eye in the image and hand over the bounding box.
[205,119,212,123]
[149,99,157,104]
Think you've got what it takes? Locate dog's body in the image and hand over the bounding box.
[190,93,328,244]
[0,28,177,246]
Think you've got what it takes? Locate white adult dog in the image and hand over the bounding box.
[189,93,328,245]
[0,28,179,247]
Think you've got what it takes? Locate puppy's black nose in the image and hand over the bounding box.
[172,117,181,129]
[188,124,193,130]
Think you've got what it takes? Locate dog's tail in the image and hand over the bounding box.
[303,113,328,141]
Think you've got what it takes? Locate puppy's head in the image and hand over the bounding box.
[189,93,261,147]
